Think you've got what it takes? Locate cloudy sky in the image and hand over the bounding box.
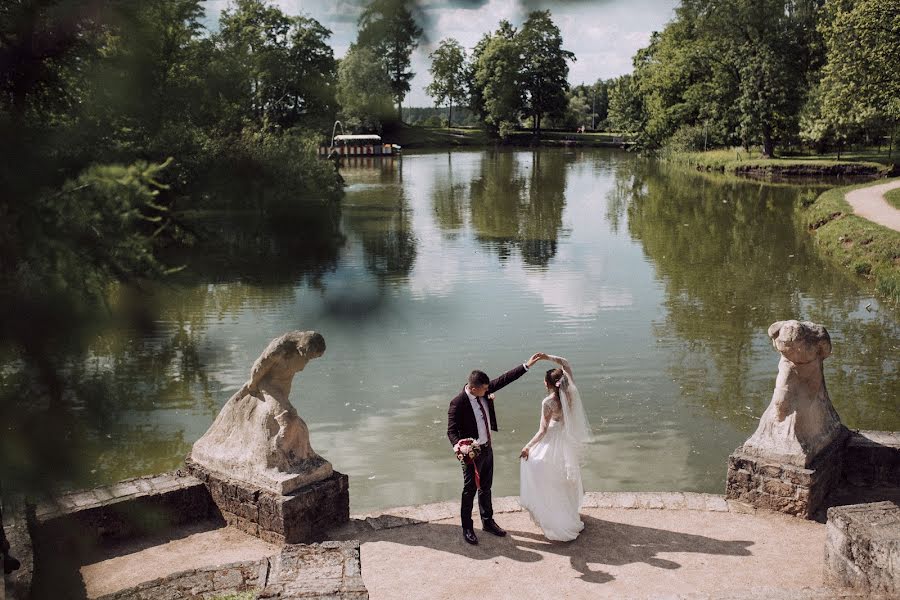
[202,0,679,106]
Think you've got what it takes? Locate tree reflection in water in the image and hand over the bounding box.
[342,161,418,282]
[1,189,350,497]
[469,150,570,268]
[620,160,900,432]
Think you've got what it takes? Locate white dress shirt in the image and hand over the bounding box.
[464,363,529,446]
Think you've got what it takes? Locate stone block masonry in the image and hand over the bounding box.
[726,433,846,520]
[33,470,218,542]
[825,501,900,594]
[186,458,350,545]
[14,471,218,600]
[842,431,900,489]
[94,541,366,600]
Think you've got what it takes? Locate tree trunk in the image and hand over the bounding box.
[397,101,403,123]
[448,101,453,128]
[761,126,774,158]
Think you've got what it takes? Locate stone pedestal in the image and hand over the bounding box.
[186,459,349,545]
[825,501,900,594]
[726,430,847,519]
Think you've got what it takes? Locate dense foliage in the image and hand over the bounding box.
[0,0,343,497]
[424,11,575,138]
[606,0,899,155]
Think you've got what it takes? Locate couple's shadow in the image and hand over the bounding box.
[338,513,753,585]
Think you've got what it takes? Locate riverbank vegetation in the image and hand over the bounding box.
[804,180,900,304]
[670,149,894,179]
[0,0,346,496]
[601,0,898,161]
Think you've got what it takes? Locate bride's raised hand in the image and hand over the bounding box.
[519,446,530,460]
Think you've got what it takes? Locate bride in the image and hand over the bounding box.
[519,353,592,541]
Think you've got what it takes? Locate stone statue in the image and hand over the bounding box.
[190,331,333,495]
[742,320,844,467]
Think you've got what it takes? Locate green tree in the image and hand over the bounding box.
[627,0,823,154]
[336,44,395,131]
[357,0,423,121]
[471,21,523,137]
[607,74,644,135]
[218,0,336,129]
[426,38,467,127]
[518,10,575,135]
[817,0,900,157]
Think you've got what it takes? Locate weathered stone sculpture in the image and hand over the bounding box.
[190,331,333,495]
[742,320,844,467]
[726,320,848,519]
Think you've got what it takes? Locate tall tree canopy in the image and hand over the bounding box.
[426,37,467,127]
[219,0,337,130]
[626,0,826,154]
[337,44,395,131]
[470,21,523,136]
[815,0,900,152]
[518,10,575,134]
[357,0,423,121]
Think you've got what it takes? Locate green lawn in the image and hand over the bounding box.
[804,177,900,304]
[886,187,900,211]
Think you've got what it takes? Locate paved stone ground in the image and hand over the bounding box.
[845,179,900,232]
[72,492,895,599]
[328,493,888,600]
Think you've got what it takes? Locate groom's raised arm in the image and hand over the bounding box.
[488,354,541,394]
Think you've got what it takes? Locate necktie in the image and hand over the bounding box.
[477,397,492,446]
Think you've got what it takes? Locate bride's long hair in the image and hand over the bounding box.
[545,366,592,481]
[545,368,566,405]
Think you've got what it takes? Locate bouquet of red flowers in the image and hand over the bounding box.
[453,438,483,488]
[453,438,481,464]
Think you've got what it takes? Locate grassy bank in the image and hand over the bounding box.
[804,178,900,304]
[389,124,631,149]
[674,149,894,179]
[887,187,900,210]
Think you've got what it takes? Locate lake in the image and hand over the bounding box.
[71,148,900,513]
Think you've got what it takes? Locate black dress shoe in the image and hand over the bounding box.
[463,527,478,545]
[482,519,507,537]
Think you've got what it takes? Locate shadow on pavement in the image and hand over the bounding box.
[344,513,755,586]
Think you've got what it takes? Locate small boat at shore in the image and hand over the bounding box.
[318,134,401,159]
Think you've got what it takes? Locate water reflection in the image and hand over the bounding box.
[7,149,898,509]
[621,160,900,432]
[469,151,570,267]
[342,163,417,282]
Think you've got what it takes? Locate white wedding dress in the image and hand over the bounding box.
[519,357,591,542]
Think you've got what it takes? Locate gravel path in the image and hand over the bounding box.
[845,178,900,232]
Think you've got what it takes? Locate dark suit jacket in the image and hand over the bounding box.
[447,364,528,447]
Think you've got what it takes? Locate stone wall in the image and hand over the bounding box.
[186,459,350,545]
[726,433,845,520]
[841,431,900,489]
[260,541,366,599]
[24,471,218,600]
[94,541,366,600]
[96,558,266,600]
[824,501,900,594]
[34,470,218,543]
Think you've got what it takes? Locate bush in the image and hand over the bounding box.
[498,120,517,141]
[665,124,708,152]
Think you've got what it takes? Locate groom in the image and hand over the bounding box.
[447,353,542,545]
